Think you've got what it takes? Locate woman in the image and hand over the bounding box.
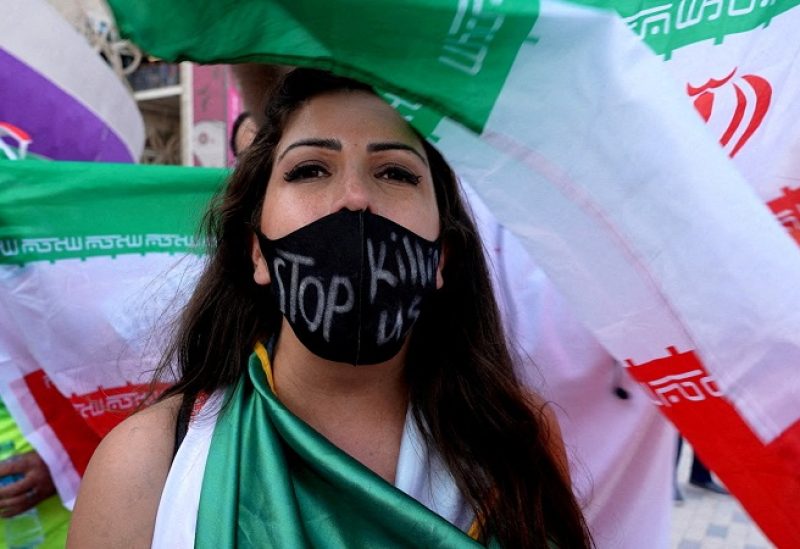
[68,69,592,548]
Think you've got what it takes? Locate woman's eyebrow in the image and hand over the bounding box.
[277,138,341,161]
[367,142,428,166]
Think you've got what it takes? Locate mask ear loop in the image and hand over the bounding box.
[248,224,286,356]
[250,223,271,264]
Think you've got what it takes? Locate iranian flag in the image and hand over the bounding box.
[0,161,225,505]
[1,0,799,544]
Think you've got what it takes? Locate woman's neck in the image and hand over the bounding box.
[271,320,408,399]
[270,320,409,481]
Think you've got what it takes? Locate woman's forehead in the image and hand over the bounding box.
[279,90,422,147]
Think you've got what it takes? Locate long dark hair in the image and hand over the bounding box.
[158,68,592,548]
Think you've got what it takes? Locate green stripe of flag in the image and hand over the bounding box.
[576,0,800,58]
[107,0,539,134]
[108,0,800,80]
[0,160,226,264]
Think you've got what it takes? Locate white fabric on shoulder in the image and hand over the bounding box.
[151,391,223,548]
[394,408,474,532]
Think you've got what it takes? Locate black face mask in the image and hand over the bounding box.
[256,209,442,365]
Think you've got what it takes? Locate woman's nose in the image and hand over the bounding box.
[331,169,372,212]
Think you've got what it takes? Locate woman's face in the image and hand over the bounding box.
[260,90,439,239]
[252,90,442,286]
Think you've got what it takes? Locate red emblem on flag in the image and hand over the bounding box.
[687,69,771,158]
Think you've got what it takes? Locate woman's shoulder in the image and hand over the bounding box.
[93,393,183,464]
[67,394,183,548]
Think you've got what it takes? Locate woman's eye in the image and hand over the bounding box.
[283,163,330,182]
[375,166,421,185]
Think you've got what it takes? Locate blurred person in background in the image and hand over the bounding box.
[0,397,70,548]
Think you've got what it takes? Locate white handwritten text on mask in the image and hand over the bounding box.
[271,233,439,345]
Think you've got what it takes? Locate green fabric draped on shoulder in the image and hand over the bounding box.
[195,345,483,548]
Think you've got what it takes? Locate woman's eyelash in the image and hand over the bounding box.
[283,163,420,185]
[283,164,329,181]
[376,166,422,185]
